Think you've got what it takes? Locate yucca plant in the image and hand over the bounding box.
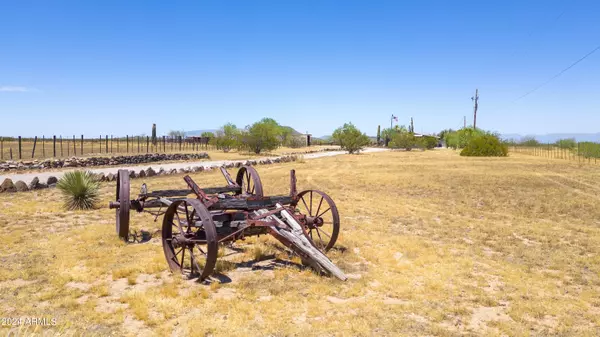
[57,171,100,210]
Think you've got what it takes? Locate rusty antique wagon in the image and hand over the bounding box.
[109,166,346,281]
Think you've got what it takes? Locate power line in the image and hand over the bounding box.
[514,43,600,102]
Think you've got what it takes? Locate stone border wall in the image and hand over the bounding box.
[0,153,210,172]
[0,155,299,193]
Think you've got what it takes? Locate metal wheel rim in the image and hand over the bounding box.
[235,166,264,198]
[116,169,130,241]
[162,199,218,280]
[293,190,340,252]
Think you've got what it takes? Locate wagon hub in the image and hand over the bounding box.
[305,216,324,229]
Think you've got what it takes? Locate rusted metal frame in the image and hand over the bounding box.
[220,167,239,187]
[141,186,242,199]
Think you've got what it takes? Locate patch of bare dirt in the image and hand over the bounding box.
[468,306,513,331]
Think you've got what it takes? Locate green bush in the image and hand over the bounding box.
[460,134,508,157]
[57,171,100,210]
[245,118,282,154]
[422,136,438,149]
[332,122,370,154]
[444,127,484,149]
[519,137,540,146]
[556,138,576,149]
[389,132,417,150]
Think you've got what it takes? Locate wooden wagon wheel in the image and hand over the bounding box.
[115,169,130,241]
[292,190,340,252]
[235,166,264,197]
[162,199,218,280]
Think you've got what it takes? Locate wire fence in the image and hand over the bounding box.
[0,135,213,161]
[510,143,600,164]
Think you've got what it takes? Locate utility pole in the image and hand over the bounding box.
[472,89,479,130]
[463,116,466,128]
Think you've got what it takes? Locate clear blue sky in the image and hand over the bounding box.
[1,0,599,137]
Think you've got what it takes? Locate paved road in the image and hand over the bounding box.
[0,148,388,185]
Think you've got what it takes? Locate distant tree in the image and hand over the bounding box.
[556,138,576,149]
[168,130,185,138]
[200,131,215,138]
[376,125,381,145]
[279,126,294,147]
[215,123,239,152]
[245,118,283,154]
[332,123,370,154]
[519,137,540,147]
[389,129,417,151]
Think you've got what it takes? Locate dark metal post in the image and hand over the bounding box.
[42,135,45,157]
[18,136,22,159]
[81,135,84,155]
[126,135,129,153]
[105,135,108,153]
[60,136,63,157]
[31,136,38,158]
[53,136,56,157]
[73,135,76,155]
[146,136,149,153]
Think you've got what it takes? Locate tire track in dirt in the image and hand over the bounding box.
[535,173,600,201]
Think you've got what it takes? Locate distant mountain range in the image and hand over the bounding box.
[501,133,600,143]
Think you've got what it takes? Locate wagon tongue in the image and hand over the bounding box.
[255,205,347,281]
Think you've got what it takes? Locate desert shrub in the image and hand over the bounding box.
[422,136,438,149]
[389,132,417,150]
[57,171,100,210]
[578,142,600,158]
[245,118,282,154]
[519,137,540,147]
[286,136,306,148]
[332,123,370,154]
[214,123,239,152]
[460,134,508,157]
[556,138,576,149]
[444,127,484,149]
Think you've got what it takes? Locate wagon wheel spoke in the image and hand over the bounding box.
[317,207,331,218]
[315,197,324,219]
[315,227,332,239]
[300,196,311,215]
[309,191,313,215]
[179,247,186,272]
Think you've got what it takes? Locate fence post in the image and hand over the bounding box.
[146,136,149,153]
[60,136,63,156]
[31,136,38,158]
[0,138,3,160]
[18,136,22,159]
[126,135,129,153]
[137,136,140,153]
[163,136,166,152]
[53,136,56,157]
[81,135,84,155]
[117,136,119,153]
[10,147,13,160]
[73,135,76,155]
[99,135,102,153]
[105,135,108,153]
[42,135,46,158]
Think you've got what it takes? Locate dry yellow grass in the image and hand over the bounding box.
[1,149,599,336]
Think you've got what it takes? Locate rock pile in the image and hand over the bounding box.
[0,153,210,172]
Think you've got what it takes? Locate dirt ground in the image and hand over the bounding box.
[1,150,599,336]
